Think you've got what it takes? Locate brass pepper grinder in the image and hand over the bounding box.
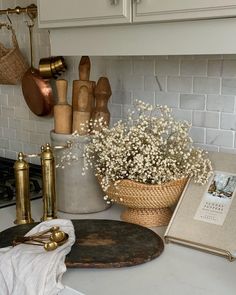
[41,143,57,221]
[14,152,34,224]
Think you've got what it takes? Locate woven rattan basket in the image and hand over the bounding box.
[105,177,188,227]
[0,24,28,85]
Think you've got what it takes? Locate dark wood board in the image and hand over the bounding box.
[0,219,164,268]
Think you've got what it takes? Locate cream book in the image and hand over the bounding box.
[164,151,236,261]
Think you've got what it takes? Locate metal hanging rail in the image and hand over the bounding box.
[0,4,37,20]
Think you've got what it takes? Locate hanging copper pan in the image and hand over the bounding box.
[21,21,54,117]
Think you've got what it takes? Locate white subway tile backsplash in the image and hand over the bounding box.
[30,133,50,146]
[90,57,108,78]
[221,55,236,60]
[180,60,207,76]
[206,95,235,112]
[133,59,154,75]
[35,120,53,134]
[156,92,179,108]
[9,140,23,152]
[171,108,192,123]
[167,76,192,92]
[0,149,5,157]
[189,127,205,143]
[207,60,222,77]
[23,143,41,156]
[7,94,20,107]
[206,129,234,147]
[5,150,17,160]
[1,106,15,117]
[21,119,36,132]
[8,119,22,130]
[111,91,132,105]
[222,78,236,95]
[0,138,9,149]
[3,128,16,139]
[14,106,30,119]
[122,75,144,91]
[144,76,166,92]
[15,130,30,142]
[109,103,122,118]
[192,111,219,128]
[0,94,8,106]
[193,55,222,60]
[133,91,155,105]
[222,60,236,77]
[193,77,220,94]
[155,60,179,75]
[1,85,13,95]
[180,94,205,110]
[0,117,9,128]
[220,113,236,131]
[107,60,132,76]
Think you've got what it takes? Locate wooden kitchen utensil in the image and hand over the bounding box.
[72,56,95,112]
[54,79,72,134]
[0,219,164,268]
[72,85,91,135]
[92,77,112,131]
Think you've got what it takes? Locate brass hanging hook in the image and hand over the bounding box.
[26,4,37,22]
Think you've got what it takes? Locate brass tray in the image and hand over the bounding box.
[0,219,164,268]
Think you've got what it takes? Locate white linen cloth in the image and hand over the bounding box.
[0,219,75,295]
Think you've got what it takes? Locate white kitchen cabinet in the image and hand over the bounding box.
[133,0,236,23]
[38,0,236,56]
[38,0,236,28]
[38,0,132,28]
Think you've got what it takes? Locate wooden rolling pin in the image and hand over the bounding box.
[72,56,95,112]
[54,79,72,134]
[92,77,112,131]
[72,85,91,135]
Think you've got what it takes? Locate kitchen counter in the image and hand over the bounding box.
[0,199,236,295]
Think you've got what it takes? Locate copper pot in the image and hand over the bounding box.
[39,56,67,79]
[21,22,54,117]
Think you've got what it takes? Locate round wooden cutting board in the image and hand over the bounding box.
[0,219,164,268]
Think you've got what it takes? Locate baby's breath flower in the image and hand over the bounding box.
[57,100,213,193]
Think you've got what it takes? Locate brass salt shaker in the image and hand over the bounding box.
[14,152,34,224]
[41,143,57,221]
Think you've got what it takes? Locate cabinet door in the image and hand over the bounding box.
[38,0,132,28]
[133,0,236,23]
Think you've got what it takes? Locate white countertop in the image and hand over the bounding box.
[1,199,236,295]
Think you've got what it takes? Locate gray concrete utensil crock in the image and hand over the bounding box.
[50,131,110,213]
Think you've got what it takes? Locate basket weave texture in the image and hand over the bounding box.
[104,177,188,227]
[106,178,188,208]
[0,25,28,85]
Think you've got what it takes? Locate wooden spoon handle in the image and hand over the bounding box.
[79,56,91,81]
[56,79,68,104]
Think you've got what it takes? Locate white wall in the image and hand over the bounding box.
[0,0,236,164]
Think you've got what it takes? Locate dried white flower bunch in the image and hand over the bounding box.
[83,100,212,191]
